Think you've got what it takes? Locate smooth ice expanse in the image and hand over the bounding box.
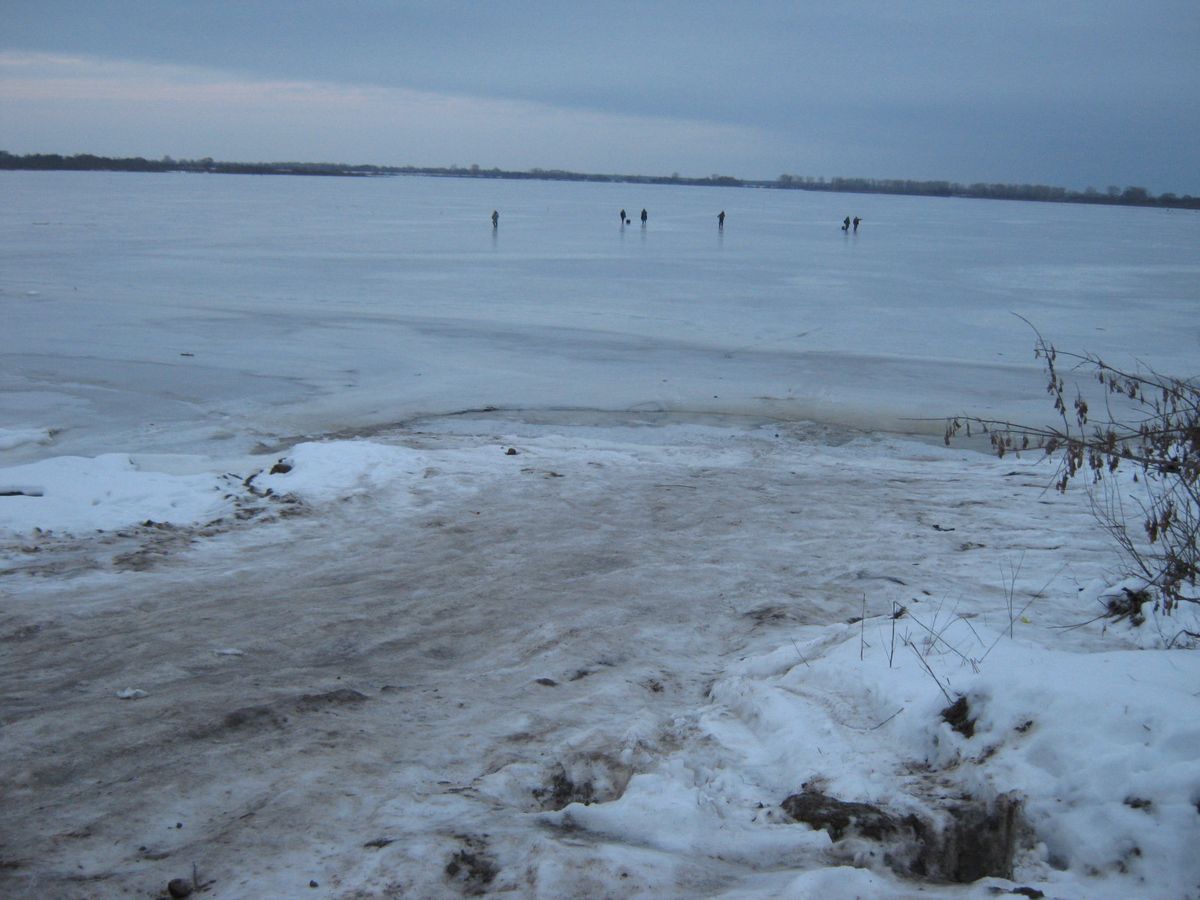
[3,171,1198,462]
[2,172,1199,899]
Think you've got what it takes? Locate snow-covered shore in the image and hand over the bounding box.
[3,415,1197,898]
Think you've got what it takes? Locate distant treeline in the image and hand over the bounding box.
[2,151,1195,210]
[0,152,747,187]
[774,174,1198,209]
[0,151,378,177]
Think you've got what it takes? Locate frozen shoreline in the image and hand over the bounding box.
[3,172,1198,896]
[3,415,1198,898]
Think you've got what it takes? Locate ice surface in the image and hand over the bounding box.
[3,171,1197,463]
[1,173,1198,898]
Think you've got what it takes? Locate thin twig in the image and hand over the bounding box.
[870,707,906,730]
[909,643,954,703]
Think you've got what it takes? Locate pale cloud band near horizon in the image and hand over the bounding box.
[0,51,782,177]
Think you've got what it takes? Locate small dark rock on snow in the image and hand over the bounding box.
[781,789,908,841]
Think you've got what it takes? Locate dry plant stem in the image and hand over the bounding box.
[791,639,812,668]
[906,611,974,670]
[889,602,900,668]
[1002,553,1025,639]
[860,594,867,661]
[979,566,1062,663]
[870,707,905,731]
[909,642,954,704]
[944,320,1199,619]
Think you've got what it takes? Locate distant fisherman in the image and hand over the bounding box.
[718,210,725,230]
[842,216,850,232]
[620,208,627,225]
[492,210,499,228]
[641,208,648,225]
[853,216,861,232]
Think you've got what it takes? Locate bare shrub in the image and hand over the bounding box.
[945,327,1198,630]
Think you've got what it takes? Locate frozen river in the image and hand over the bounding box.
[3,171,1197,462]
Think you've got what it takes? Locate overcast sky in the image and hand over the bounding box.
[2,1,1197,193]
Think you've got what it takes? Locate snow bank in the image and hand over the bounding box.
[935,638,1200,895]
[0,440,448,537]
[253,440,431,504]
[0,453,232,535]
[561,609,1200,898]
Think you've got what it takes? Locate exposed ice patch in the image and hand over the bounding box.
[0,426,51,451]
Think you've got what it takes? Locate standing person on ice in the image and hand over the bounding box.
[491,210,499,228]
[853,216,861,232]
[620,208,627,225]
[718,211,725,230]
[640,209,648,225]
